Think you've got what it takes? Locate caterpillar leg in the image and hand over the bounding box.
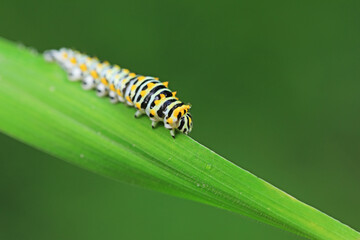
[68,68,82,81]
[82,75,96,90]
[109,91,119,104]
[151,120,159,129]
[118,96,125,103]
[170,129,176,138]
[62,61,75,72]
[96,83,108,97]
[134,110,145,118]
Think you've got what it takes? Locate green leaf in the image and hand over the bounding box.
[0,37,358,240]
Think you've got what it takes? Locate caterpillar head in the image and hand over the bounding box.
[177,112,193,135]
[165,104,192,134]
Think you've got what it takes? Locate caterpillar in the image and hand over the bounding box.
[43,48,193,138]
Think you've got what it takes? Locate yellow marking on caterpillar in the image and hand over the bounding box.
[172,91,177,97]
[147,82,155,88]
[103,61,109,65]
[70,57,77,64]
[154,94,166,105]
[163,82,168,87]
[129,73,136,78]
[189,117,192,124]
[79,63,87,71]
[174,106,187,118]
[138,76,146,81]
[155,77,159,80]
[136,103,141,109]
[174,105,190,118]
[140,90,146,97]
[116,88,122,96]
[131,85,137,91]
[110,84,115,91]
[173,108,180,117]
[90,70,99,79]
[150,109,156,116]
[167,118,173,124]
[126,96,132,103]
[123,69,130,74]
[101,77,108,86]
[62,52,68,59]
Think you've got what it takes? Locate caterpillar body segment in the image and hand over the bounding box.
[44,48,193,138]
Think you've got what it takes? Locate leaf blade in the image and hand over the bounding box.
[0,38,358,240]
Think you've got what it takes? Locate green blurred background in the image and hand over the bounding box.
[0,0,359,239]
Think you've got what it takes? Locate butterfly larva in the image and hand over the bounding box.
[43,48,193,138]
